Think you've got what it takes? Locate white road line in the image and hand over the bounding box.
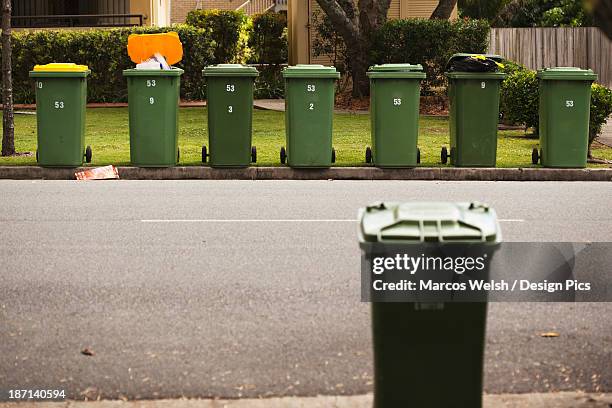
[141,219,358,223]
[141,219,525,223]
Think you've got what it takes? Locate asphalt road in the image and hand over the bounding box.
[0,180,610,400]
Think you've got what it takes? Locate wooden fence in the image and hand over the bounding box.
[488,27,611,88]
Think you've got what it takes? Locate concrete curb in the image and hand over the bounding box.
[0,166,611,181]
[0,393,611,408]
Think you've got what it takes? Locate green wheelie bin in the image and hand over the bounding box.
[441,54,506,167]
[532,67,597,168]
[29,63,92,167]
[202,64,259,167]
[366,64,426,167]
[281,65,340,167]
[123,68,183,167]
[359,201,501,408]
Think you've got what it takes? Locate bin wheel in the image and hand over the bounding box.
[177,148,180,163]
[417,147,421,164]
[441,146,448,164]
[280,146,286,164]
[331,148,336,164]
[365,146,372,164]
[202,145,207,163]
[85,146,92,163]
[531,148,539,165]
[251,146,257,163]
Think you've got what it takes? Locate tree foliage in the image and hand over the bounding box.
[494,0,592,27]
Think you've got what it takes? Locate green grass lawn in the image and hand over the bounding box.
[2,107,611,167]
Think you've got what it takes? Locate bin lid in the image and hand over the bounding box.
[537,67,597,81]
[127,32,183,65]
[29,63,90,77]
[123,67,184,77]
[445,53,505,74]
[282,64,340,79]
[367,63,426,79]
[203,64,259,77]
[369,63,423,72]
[359,201,501,243]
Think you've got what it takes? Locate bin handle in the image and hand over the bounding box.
[377,219,486,242]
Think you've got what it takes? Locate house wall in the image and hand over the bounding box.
[171,0,241,23]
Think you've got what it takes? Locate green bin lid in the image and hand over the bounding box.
[359,201,501,243]
[203,64,259,77]
[369,63,423,72]
[537,67,597,81]
[367,63,426,79]
[123,67,184,77]
[282,64,340,79]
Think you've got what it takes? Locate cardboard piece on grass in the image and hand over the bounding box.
[75,165,120,180]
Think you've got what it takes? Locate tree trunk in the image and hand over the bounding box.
[430,0,458,19]
[2,0,15,156]
[316,0,391,97]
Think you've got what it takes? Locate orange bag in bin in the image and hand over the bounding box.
[127,32,183,65]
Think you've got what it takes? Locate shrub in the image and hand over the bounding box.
[252,64,285,99]
[371,18,491,93]
[499,62,539,133]
[4,25,221,103]
[589,84,612,154]
[499,62,612,150]
[185,9,250,63]
[248,12,287,64]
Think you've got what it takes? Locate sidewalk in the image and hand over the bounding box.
[1,393,611,408]
[595,118,612,148]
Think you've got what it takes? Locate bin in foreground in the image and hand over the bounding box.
[366,64,425,167]
[123,68,183,167]
[532,67,597,168]
[359,201,501,408]
[29,63,91,167]
[202,64,259,167]
[281,65,340,167]
[441,54,506,167]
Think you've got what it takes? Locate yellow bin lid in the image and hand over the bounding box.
[33,63,89,72]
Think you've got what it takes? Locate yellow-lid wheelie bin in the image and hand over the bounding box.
[29,63,91,167]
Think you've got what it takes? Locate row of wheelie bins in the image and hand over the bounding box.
[29,55,597,168]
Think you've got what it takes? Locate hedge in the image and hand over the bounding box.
[248,12,287,65]
[500,61,539,133]
[5,25,217,103]
[185,9,250,63]
[371,18,491,93]
[499,62,612,153]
